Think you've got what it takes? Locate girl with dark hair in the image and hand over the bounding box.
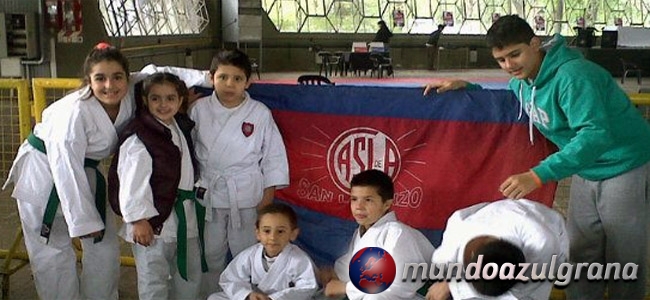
[4,42,134,300]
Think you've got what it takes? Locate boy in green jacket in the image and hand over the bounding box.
[424,15,650,300]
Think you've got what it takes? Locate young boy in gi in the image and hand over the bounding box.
[189,49,290,296]
[425,199,568,300]
[208,202,318,300]
[321,169,435,300]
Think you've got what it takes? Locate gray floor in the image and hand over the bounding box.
[1,68,648,299]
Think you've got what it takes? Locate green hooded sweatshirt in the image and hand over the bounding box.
[507,34,650,182]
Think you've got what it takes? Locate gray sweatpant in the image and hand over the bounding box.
[565,162,650,300]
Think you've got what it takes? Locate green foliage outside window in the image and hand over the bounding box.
[262,0,650,35]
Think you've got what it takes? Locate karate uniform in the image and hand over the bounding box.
[2,66,209,300]
[432,199,569,300]
[333,211,436,300]
[116,119,202,300]
[208,243,318,300]
[3,86,135,300]
[189,92,289,296]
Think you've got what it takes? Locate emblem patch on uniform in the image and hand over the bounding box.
[242,122,254,137]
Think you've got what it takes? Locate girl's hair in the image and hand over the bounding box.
[80,43,130,88]
[209,49,252,80]
[141,72,189,113]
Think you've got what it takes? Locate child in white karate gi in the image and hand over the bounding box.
[108,72,207,300]
[425,199,568,300]
[189,49,290,296]
[208,202,318,300]
[320,169,435,300]
[3,43,133,300]
[3,42,211,300]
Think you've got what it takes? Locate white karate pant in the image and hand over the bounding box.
[131,237,202,300]
[200,207,258,298]
[17,200,120,300]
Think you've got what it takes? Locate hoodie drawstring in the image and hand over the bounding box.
[529,86,536,145]
[518,83,536,145]
[517,84,524,120]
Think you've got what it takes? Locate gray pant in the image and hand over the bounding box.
[565,162,650,300]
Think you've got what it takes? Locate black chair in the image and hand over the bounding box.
[348,52,374,76]
[334,51,349,76]
[250,58,261,80]
[297,75,335,86]
[369,53,394,78]
[317,51,342,77]
[620,58,642,85]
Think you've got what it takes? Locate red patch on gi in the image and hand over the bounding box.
[242,122,254,137]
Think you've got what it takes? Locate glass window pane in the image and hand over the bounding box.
[260,0,650,34]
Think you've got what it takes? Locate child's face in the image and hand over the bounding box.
[212,64,251,108]
[350,185,392,231]
[256,213,299,258]
[89,60,128,109]
[143,82,183,125]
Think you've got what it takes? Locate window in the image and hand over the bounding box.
[261,0,650,34]
[98,0,209,37]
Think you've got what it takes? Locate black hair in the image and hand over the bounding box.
[486,15,535,49]
[141,72,189,113]
[469,239,526,297]
[256,203,299,229]
[209,49,252,80]
[81,43,129,88]
[142,72,188,99]
[350,169,394,202]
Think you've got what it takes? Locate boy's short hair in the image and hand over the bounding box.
[468,239,526,297]
[209,49,252,80]
[256,203,299,229]
[350,169,394,202]
[486,15,535,49]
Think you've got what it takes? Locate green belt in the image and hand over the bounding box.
[175,189,208,281]
[417,280,433,296]
[27,133,106,244]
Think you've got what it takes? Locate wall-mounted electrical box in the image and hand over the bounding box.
[0,13,39,59]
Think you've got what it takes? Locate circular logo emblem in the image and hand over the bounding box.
[327,127,401,193]
[348,247,397,294]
